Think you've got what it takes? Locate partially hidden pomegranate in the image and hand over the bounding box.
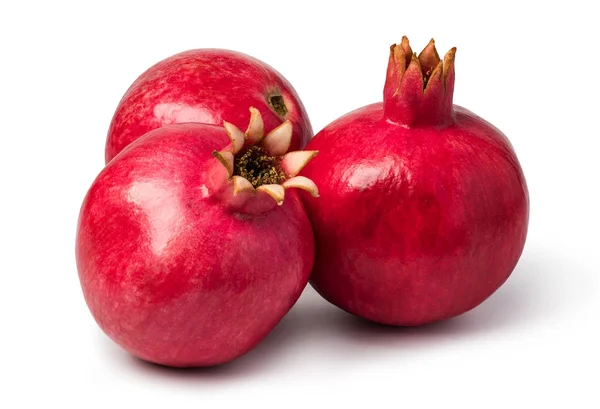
[105,49,312,163]
[301,37,529,326]
[77,109,318,367]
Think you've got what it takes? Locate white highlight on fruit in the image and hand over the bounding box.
[153,103,216,125]
[344,157,407,191]
[127,181,182,254]
[199,185,209,198]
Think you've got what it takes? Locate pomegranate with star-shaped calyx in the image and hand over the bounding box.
[77,108,318,367]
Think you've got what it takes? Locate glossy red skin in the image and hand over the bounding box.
[106,49,313,163]
[77,124,314,367]
[301,103,529,326]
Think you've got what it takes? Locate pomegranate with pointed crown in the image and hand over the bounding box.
[105,49,312,163]
[301,37,529,326]
[76,109,318,367]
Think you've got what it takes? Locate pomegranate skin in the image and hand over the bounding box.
[301,39,529,326]
[77,124,314,367]
[106,49,312,163]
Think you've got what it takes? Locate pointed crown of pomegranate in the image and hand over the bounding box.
[384,36,457,127]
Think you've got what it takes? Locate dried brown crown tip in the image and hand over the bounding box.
[390,37,456,89]
[400,36,413,62]
[442,46,457,81]
[213,107,319,205]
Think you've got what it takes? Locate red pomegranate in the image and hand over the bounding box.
[105,49,312,163]
[77,109,319,367]
[301,37,529,326]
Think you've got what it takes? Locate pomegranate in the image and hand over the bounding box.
[301,37,529,326]
[105,49,312,163]
[76,109,318,367]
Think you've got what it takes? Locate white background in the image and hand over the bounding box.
[1,1,598,407]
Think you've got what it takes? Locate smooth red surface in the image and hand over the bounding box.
[77,123,314,367]
[302,94,529,325]
[106,49,312,163]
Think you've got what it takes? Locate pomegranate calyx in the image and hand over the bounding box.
[384,36,456,127]
[256,184,285,205]
[212,150,235,177]
[245,107,265,145]
[442,46,457,85]
[223,121,245,154]
[280,150,319,177]
[282,176,319,197]
[232,175,254,195]
[399,35,413,62]
[262,120,293,156]
[213,107,319,205]
[418,38,441,85]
